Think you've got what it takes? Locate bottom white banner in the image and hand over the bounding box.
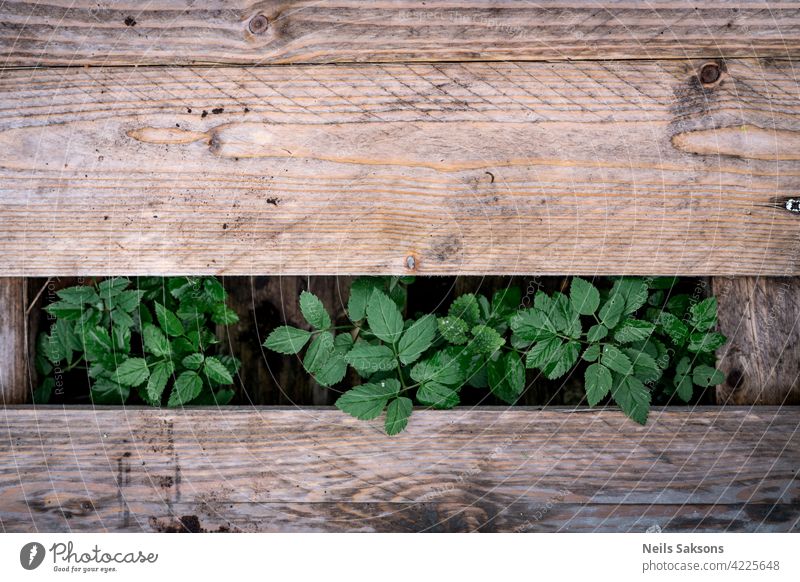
[0,533,796,581]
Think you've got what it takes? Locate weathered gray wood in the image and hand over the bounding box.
[1,60,799,276]
[1,407,797,532]
[714,277,800,405]
[0,279,26,404]
[1,1,799,66]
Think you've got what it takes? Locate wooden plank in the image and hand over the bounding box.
[714,277,800,405]
[0,407,797,532]
[2,1,800,66]
[1,59,799,276]
[0,279,27,404]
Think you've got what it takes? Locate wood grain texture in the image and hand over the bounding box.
[0,279,27,404]
[1,59,799,276]
[714,277,800,405]
[0,406,797,532]
[1,1,800,66]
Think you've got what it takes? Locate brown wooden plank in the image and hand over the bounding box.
[1,1,799,66]
[714,277,800,405]
[0,407,797,532]
[0,278,27,404]
[1,59,799,276]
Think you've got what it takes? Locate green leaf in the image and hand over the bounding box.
[542,340,580,380]
[211,304,239,325]
[611,278,649,314]
[613,319,656,343]
[203,278,226,302]
[410,349,466,387]
[417,382,460,409]
[44,300,83,320]
[182,353,204,370]
[688,331,727,354]
[491,287,522,317]
[488,351,525,403]
[598,293,625,328]
[113,289,144,313]
[335,379,400,420]
[657,312,689,345]
[314,333,353,387]
[585,363,612,406]
[438,316,469,345]
[601,345,633,376]
[510,308,557,343]
[33,378,54,404]
[91,378,130,404]
[347,277,383,321]
[82,326,114,362]
[582,344,601,362]
[56,285,99,305]
[586,324,608,342]
[385,397,413,435]
[203,356,234,385]
[397,315,436,364]
[470,324,505,354]
[690,297,718,332]
[145,360,174,405]
[692,365,725,387]
[154,302,184,337]
[263,326,312,355]
[525,336,561,369]
[675,374,693,402]
[449,294,480,327]
[570,277,600,315]
[113,357,150,387]
[299,290,331,330]
[167,371,203,406]
[344,343,395,375]
[624,349,661,384]
[143,323,170,357]
[366,290,404,344]
[303,331,335,374]
[98,277,130,298]
[611,375,651,424]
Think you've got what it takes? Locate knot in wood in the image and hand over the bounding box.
[698,62,721,85]
[248,14,269,35]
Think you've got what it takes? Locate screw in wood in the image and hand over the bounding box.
[248,14,269,35]
[406,255,416,270]
[698,62,721,85]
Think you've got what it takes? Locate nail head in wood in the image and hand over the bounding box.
[248,14,269,35]
[698,62,721,85]
[406,256,416,270]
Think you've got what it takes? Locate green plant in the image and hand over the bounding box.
[263,276,727,434]
[35,276,240,406]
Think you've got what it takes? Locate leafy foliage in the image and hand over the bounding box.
[35,277,240,406]
[263,276,728,434]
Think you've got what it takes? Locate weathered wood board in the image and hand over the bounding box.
[2,1,800,66]
[1,59,799,276]
[1,407,797,532]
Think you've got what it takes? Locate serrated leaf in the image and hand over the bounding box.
[470,324,505,354]
[304,331,335,375]
[623,349,661,384]
[56,285,99,305]
[82,326,113,362]
[582,344,601,362]
[113,289,145,313]
[145,360,174,405]
[525,336,562,369]
[688,331,727,354]
[113,357,149,387]
[154,302,184,337]
[438,316,469,345]
[44,300,83,320]
[263,326,312,355]
[690,297,718,332]
[366,290,404,344]
[542,340,580,380]
[91,378,130,404]
[211,304,239,325]
[417,382,460,409]
[601,345,633,375]
[182,353,204,370]
[203,356,234,385]
[449,294,480,327]
[675,374,693,402]
[598,293,625,328]
[570,277,600,315]
[385,397,413,435]
[98,277,130,298]
[487,351,525,403]
[299,290,331,330]
[611,375,651,424]
[335,379,400,420]
[397,315,436,364]
[586,324,608,342]
[410,349,466,387]
[509,308,557,343]
[614,319,656,343]
[692,365,725,387]
[143,323,170,357]
[203,277,226,302]
[585,363,612,406]
[611,278,650,315]
[314,334,352,387]
[676,356,691,375]
[344,343,395,375]
[657,312,689,345]
[347,277,383,322]
[167,371,203,407]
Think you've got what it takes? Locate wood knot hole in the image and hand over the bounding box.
[248,14,269,34]
[698,62,722,86]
